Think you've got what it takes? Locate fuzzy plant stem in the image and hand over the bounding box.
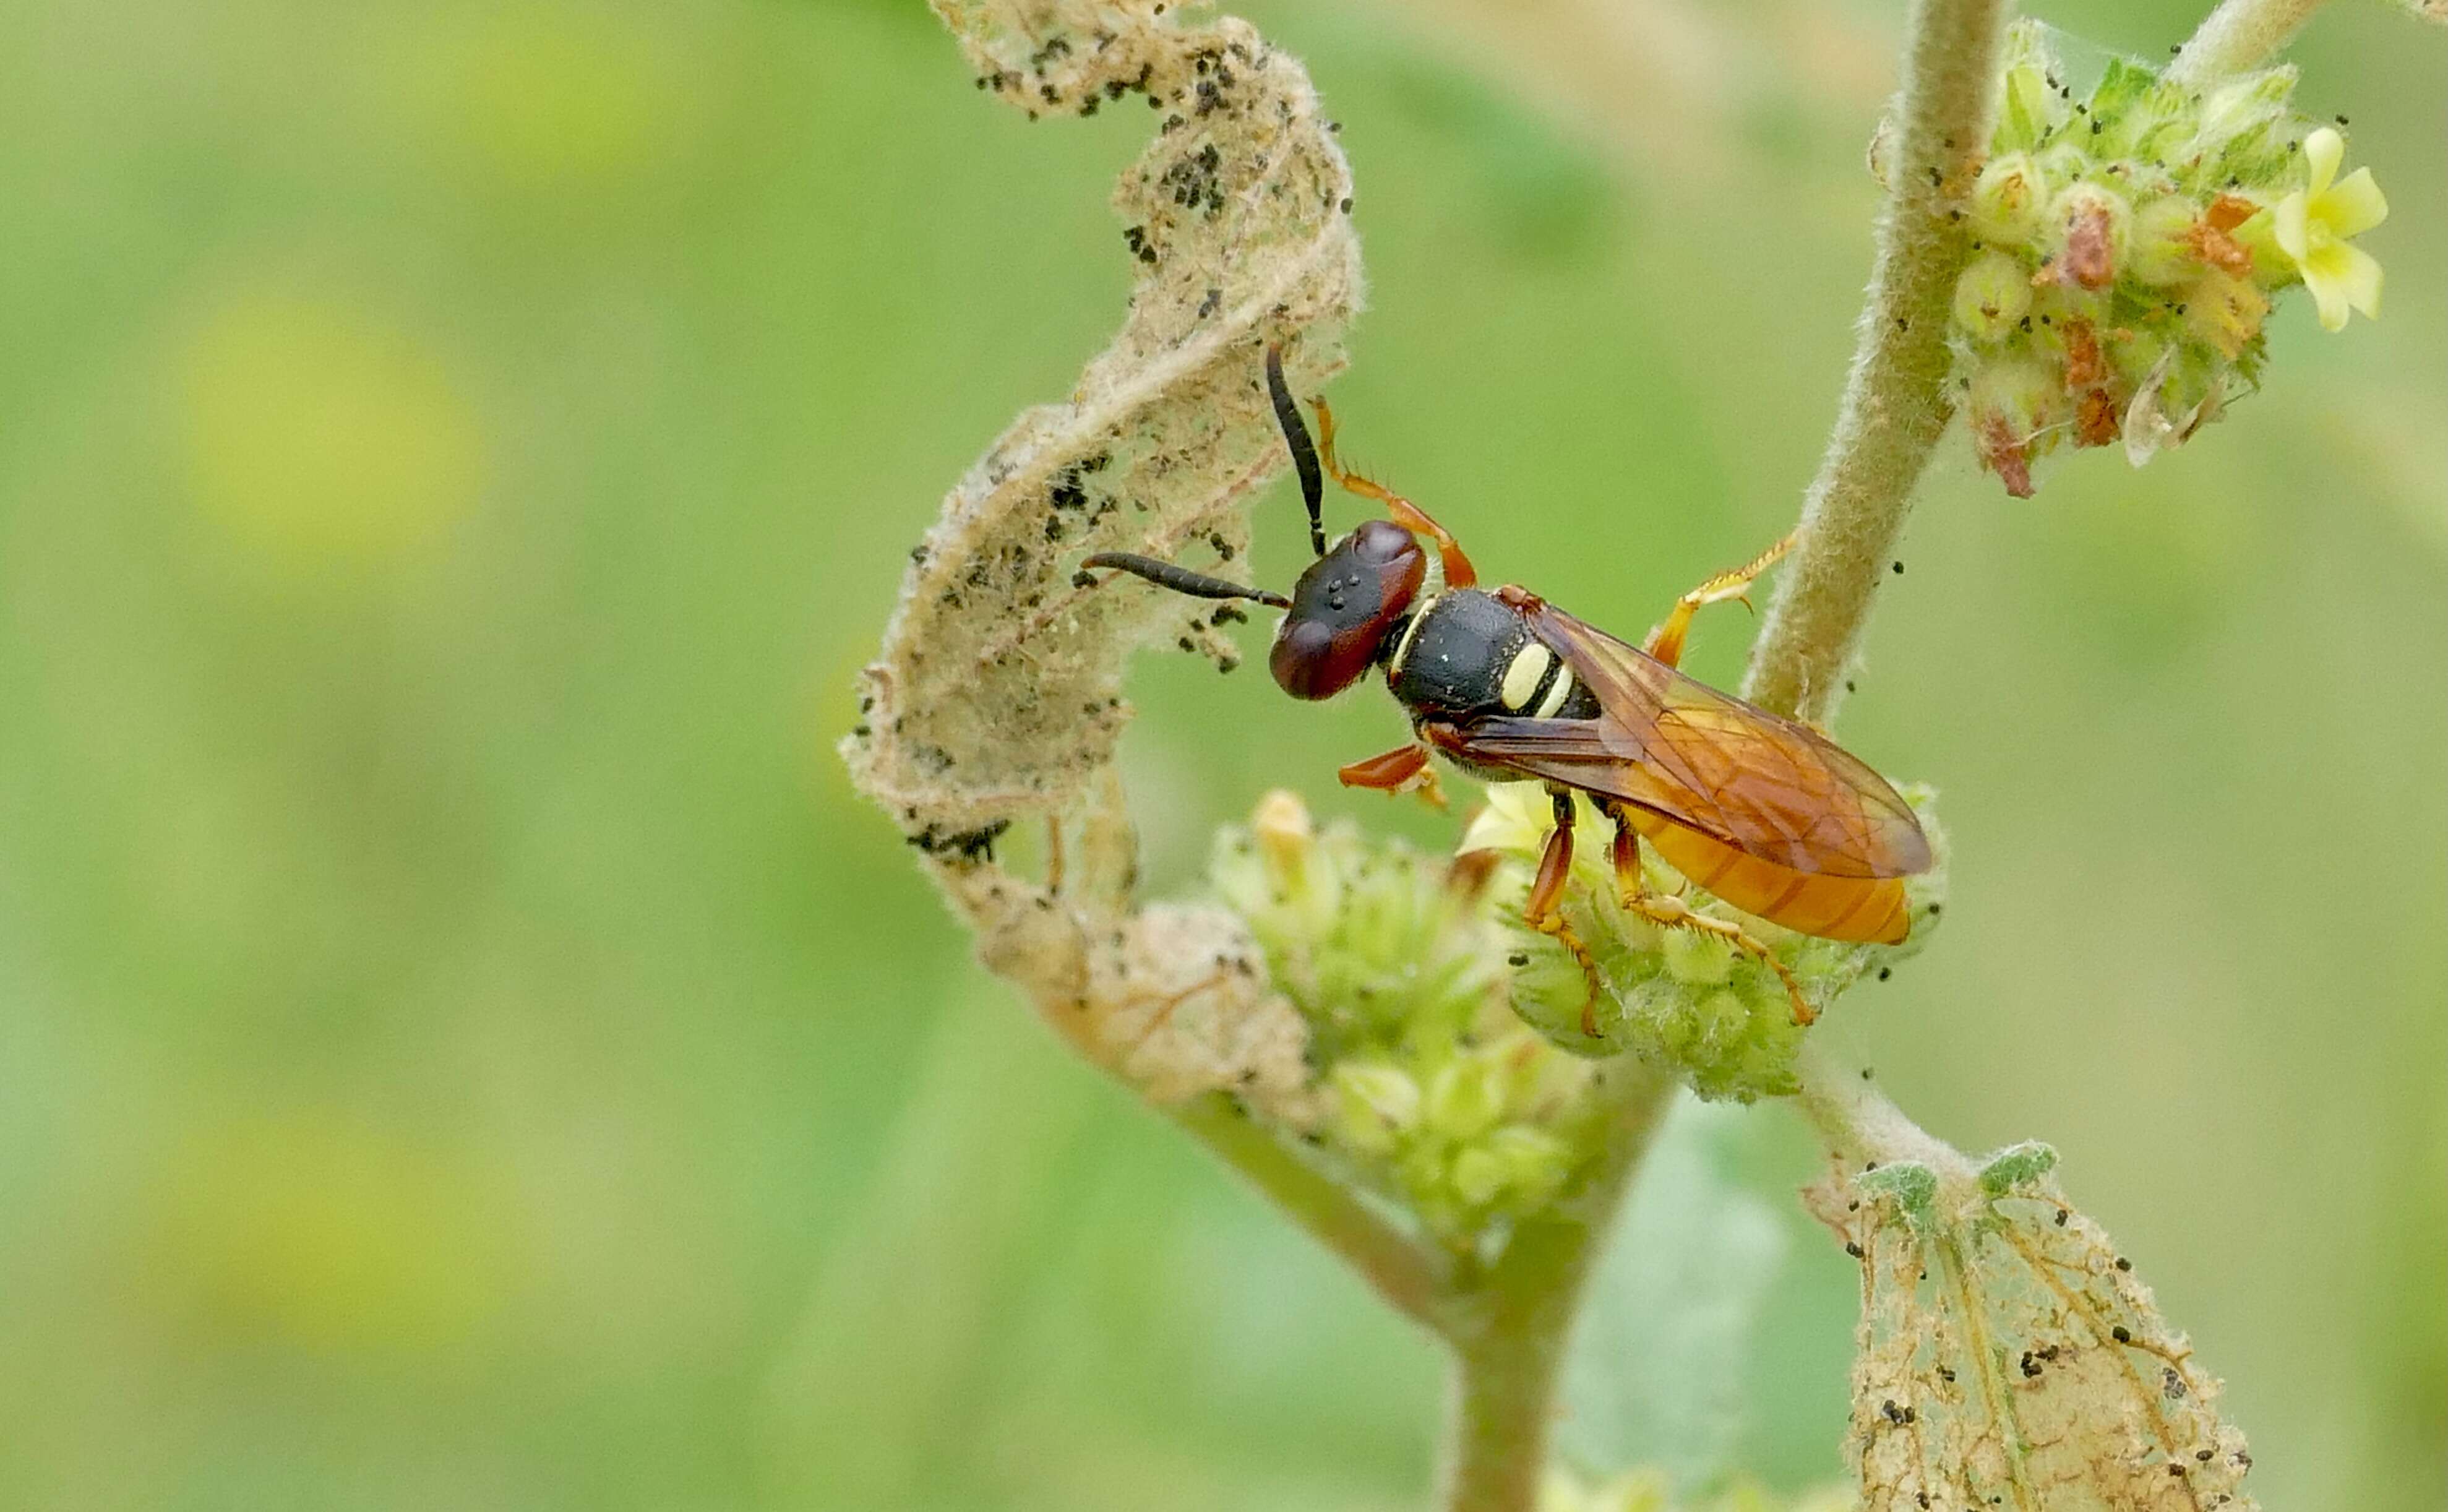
[1740,0,2012,725]
[1437,1065,1675,1512]
[1172,1068,1674,1512]
[1791,1038,1976,1178]
[2167,0,2334,85]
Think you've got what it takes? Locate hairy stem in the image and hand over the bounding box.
[1438,1063,1675,1512]
[1172,1094,1450,1329]
[1792,1038,1975,1179]
[1441,1320,1565,1512]
[2167,0,2333,85]
[1740,0,2012,724]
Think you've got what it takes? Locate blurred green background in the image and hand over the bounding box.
[1,0,2439,1507]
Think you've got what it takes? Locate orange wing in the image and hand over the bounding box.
[1448,601,1930,880]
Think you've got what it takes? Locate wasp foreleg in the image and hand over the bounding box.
[1607,808,1815,1025]
[1644,529,1798,669]
[1305,391,1478,590]
[1524,786,1605,1037]
[1337,742,1448,810]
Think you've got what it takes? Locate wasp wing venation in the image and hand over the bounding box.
[1449,602,1929,881]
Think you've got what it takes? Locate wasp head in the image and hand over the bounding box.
[1269,519,1427,700]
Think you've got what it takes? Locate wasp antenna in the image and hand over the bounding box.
[1265,343,1326,557]
[1081,552,1291,609]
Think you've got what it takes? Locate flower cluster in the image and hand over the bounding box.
[1459,786,1946,1104]
[1949,22,2388,495]
[1210,792,1617,1249]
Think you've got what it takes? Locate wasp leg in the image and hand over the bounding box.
[1307,392,1478,590]
[1337,742,1448,810]
[1523,786,1605,1037]
[1607,809,1816,1026]
[1644,530,1798,669]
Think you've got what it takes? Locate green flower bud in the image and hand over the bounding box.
[1448,1147,1506,1207]
[1425,1054,1506,1143]
[1966,358,2067,498]
[1969,152,2048,246]
[1250,787,1312,894]
[1691,987,1751,1046]
[1329,1059,1421,1154]
[2085,56,2192,162]
[1951,251,2035,343]
[1398,1144,1453,1214]
[2030,140,2090,199]
[2194,66,2302,187]
[1477,1125,1573,1209]
[2128,195,2203,286]
[1504,940,1612,1057]
[1992,22,2068,153]
[2042,182,2131,291]
[1660,925,1733,986]
[2107,320,2171,390]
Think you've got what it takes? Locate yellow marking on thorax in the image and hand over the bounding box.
[1500,643,1553,710]
[1386,592,1439,677]
[1532,664,1577,718]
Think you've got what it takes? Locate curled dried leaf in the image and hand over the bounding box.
[849,0,1359,865]
[844,0,1360,1096]
[1808,1147,2257,1512]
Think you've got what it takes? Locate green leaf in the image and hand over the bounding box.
[1558,1098,1788,1492]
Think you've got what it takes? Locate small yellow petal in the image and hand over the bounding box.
[2301,126,2344,197]
[2301,255,2353,331]
[2317,166,2389,240]
[2271,189,2312,262]
[2322,240,2384,320]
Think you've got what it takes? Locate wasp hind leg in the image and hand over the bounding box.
[1338,742,1447,810]
[1607,808,1816,1026]
[1524,786,1605,1037]
[1644,530,1798,669]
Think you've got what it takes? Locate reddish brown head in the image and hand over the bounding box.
[1269,519,1427,700]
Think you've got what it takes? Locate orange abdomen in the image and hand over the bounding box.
[1630,811,1909,944]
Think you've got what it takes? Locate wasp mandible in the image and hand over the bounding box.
[1084,348,1932,1033]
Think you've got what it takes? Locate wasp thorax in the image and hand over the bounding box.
[1270,520,1426,700]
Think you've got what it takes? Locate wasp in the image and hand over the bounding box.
[1084,349,1932,1033]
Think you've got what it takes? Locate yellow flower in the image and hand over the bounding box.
[2271,126,2387,331]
